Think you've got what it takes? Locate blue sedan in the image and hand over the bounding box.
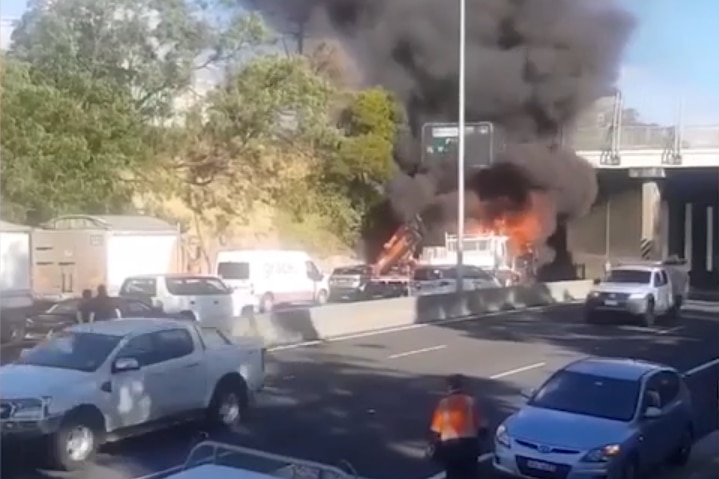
[493,357,694,479]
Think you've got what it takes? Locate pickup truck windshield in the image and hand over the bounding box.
[165,277,230,295]
[16,332,122,372]
[605,270,651,284]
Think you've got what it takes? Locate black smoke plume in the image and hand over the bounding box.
[254,0,634,276]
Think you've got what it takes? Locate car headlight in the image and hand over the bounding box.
[495,423,511,448]
[581,444,621,462]
[6,397,52,420]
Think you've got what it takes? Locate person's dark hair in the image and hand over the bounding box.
[81,289,92,299]
[96,284,108,297]
[447,374,465,392]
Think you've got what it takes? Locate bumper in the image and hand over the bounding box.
[328,287,365,301]
[585,299,648,316]
[493,445,616,479]
[1,416,62,441]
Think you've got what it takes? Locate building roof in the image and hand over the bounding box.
[43,214,177,232]
[0,220,31,232]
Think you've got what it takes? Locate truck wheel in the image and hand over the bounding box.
[48,410,103,471]
[642,298,656,327]
[206,376,248,429]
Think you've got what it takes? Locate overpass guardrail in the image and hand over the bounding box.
[565,125,719,151]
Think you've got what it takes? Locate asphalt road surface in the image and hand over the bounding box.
[3,304,718,479]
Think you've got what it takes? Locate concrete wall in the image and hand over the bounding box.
[232,280,593,347]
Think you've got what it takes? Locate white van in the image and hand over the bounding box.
[215,250,329,313]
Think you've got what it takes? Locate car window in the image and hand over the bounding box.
[165,276,230,295]
[529,370,640,422]
[305,261,321,279]
[116,333,156,367]
[17,332,122,372]
[217,261,250,280]
[46,299,81,314]
[120,278,157,296]
[605,270,652,284]
[152,329,194,361]
[653,371,681,407]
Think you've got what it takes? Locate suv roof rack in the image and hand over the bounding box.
[180,441,358,479]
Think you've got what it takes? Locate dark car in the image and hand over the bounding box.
[20,297,170,341]
[328,265,373,302]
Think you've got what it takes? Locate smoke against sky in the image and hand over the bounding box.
[262,0,632,268]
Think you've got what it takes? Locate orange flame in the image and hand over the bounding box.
[472,191,557,256]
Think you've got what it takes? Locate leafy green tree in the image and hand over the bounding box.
[326,87,402,214]
[1,59,151,222]
[157,54,340,231]
[10,0,270,119]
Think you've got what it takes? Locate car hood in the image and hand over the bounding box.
[593,283,652,295]
[0,364,95,398]
[506,406,630,450]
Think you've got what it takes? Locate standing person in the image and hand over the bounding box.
[89,285,119,322]
[76,289,93,324]
[428,374,486,479]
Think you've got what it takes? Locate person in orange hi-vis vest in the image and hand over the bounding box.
[428,374,487,479]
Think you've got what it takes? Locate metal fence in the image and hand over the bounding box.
[562,91,719,152]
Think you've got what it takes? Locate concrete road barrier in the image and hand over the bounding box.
[232,280,592,347]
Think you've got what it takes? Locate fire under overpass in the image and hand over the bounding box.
[565,122,719,292]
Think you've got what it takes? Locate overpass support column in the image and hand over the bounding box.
[640,180,667,259]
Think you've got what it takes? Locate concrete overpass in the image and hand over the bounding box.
[564,123,719,291]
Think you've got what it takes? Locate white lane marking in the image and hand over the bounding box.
[489,362,546,380]
[656,326,683,335]
[684,358,719,377]
[426,453,493,479]
[268,304,577,352]
[388,345,446,359]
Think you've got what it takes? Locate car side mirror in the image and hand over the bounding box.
[643,406,662,419]
[112,357,140,373]
[592,278,601,285]
[520,388,535,399]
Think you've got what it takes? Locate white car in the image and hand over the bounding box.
[411,265,502,296]
[0,318,265,471]
[119,274,237,331]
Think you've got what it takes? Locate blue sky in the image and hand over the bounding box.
[2,0,719,124]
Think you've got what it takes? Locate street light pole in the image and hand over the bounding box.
[456,0,467,293]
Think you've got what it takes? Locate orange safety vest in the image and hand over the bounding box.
[430,393,481,441]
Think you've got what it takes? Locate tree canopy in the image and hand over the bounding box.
[1,1,403,255]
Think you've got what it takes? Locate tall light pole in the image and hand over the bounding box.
[455,0,467,293]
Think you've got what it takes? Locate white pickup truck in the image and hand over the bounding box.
[0,318,265,470]
[584,260,689,326]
